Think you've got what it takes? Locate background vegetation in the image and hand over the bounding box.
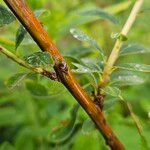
[0,0,149,150]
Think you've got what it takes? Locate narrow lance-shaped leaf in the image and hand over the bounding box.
[0,5,16,27]
[50,105,80,144]
[106,1,132,14]
[110,71,146,86]
[61,1,131,32]
[72,63,100,74]
[79,7,119,24]
[102,86,123,110]
[34,9,51,17]
[120,43,150,56]
[81,58,103,75]
[72,62,99,86]
[102,86,122,99]
[104,99,120,111]
[117,63,150,73]
[70,28,104,58]
[69,46,94,58]
[6,73,29,90]
[81,58,103,73]
[15,9,50,49]
[82,119,95,135]
[15,25,27,49]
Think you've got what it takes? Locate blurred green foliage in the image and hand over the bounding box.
[0,0,150,150]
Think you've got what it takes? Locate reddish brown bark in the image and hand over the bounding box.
[4,0,125,149]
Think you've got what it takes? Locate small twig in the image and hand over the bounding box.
[100,0,144,87]
[0,45,58,81]
[123,100,148,147]
[0,37,15,46]
[126,102,143,136]
[119,99,144,138]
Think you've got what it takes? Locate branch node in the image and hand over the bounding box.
[106,134,115,146]
[92,92,105,110]
[42,70,58,81]
[58,61,68,74]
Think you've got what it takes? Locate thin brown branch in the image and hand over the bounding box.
[3,0,125,149]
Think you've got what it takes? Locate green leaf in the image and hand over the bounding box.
[64,55,80,69]
[120,43,150,56]
[104,99,120,111]
[69,46,94,58]
[72,63,100,74]
[50,105,79,145]
[6,73,29,90]
[34,9,51,17]
[70,28,104,57]
[15,127,51,139]
[111,32,120,39]
[15,130,34,150]
[106,1,132,14]
[61,1,132,33]
[117,63,150,73]
[0,141,15,150]
[111,71,145,86]
[79,7,119,24]
[82,119,95,135]
[72,129,101,150]
[24,52,53,67]
[111,33,127,41]
[15,25,27,49]
[0,5,16,27]
[0,107,24,126]
[0,94,16,106]
[140,8,150,14]
[140,136,149,150]
[15,9,50,49]
[26,81,48,96]
[102,86,122,99]
[81,58,103,73]
[0,108,16,126]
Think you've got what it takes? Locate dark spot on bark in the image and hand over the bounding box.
[42,70,58,81]
[103,119,106,125]
[93,93,105,110]
[106,134,115,146]
[59,61,68,74]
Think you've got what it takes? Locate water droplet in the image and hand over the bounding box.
[118,76,122,80]
[135,64,140,68]
[74,35,78,38]
[84,69,88,72]
[70,28,75,33]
